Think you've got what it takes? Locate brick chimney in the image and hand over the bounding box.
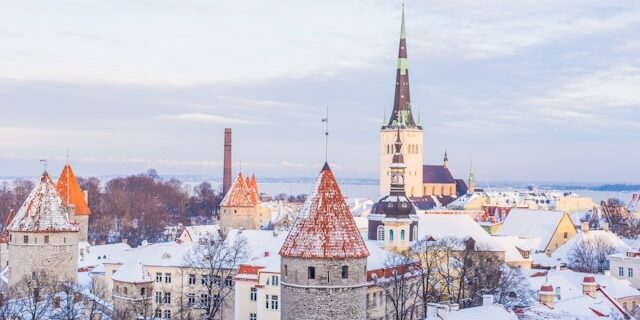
[583,276,597,297]
[539,284,555,308]
[223,128,232,196]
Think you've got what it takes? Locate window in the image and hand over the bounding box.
[200,294,209,307]
[412,226,418,241]
[284,265,288,276]
[164,273,172,283]
[188,274,196,285]
[400,230,406,240]
[214,275,222,286]
[163,292,171,304]
[563,232,568,239]
[271,295,279,310]
[619,267,625,277]
[629,268,634,278]
[372,292,377,307]
[187,293,195,305]
[342,266,349,279]
[156,291,162,304]
[156,272,162,282]
[250,287,257,301]
[163,309,171,319]
[377,226,385,241]
[44,235,49,244]
[308,267,316,279]
[271,275,278,286]
[140,287,146,296]
[225,275,233,287]
[250,313,257,320]
[389,230,394,241]
[154,309,162,318]
[201,274,210,285]
[23,235,28,244]
[265,295,270,309]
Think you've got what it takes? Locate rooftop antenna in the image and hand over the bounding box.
[66,149,70,164]
[322,107,329,162]
[39,159,47,172]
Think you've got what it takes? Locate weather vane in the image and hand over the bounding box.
[321,107,329,162]
[39,159,47,172]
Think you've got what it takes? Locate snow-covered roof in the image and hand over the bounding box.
[279,163,369,259]
[78,241,132,269]
[417,214,492,244]
[8,172,79,233]
[220,172,255,207]
[112,261,152,283]
[56,164,91,215]
[552,230,629,263]
[181,224,220,242]
[496,209,569,251]
[447,304,517,320]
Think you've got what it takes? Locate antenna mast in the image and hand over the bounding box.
[39,159,47,172]
[322,107,329,162]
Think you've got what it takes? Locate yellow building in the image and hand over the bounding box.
[496,209,577,254]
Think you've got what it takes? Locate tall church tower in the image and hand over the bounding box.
[380,6,424,197]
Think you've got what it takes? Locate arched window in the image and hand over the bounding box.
[400,230,406,240]
[389,230,394,241]
[377,226,385,241]
[413,226,418,241]
[416,145,419,153]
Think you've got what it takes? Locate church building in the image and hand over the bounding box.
[379,7,468,200]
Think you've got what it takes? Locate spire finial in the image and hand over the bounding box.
[66,149,70,165]
[322,107,329,163]
[400,3,406,40]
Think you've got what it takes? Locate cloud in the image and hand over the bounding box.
[159,113,257,124]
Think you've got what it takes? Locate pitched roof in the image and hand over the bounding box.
[496,209,570,251]
[220,172,255,207]
[56,164,91,215]
[423,165,455,184]
[247,174,260,206]
[279,163,369,259]
[112,261,152,283]
[7,172,79,233]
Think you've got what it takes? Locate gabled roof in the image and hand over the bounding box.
[56,164,91,215]
[496,209,571,251]
[423,165,455,184]
[553,230,629,263]
[112,261,152,283]
[8,172,79,233]
[220,172,255,207]
[247,174,260,206]
[279,163,369,259]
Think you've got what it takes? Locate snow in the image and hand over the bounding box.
[365,240,394,270]
[417,214,492,244]
[112,260,152,283]
[279,165,369,259]
[496,209,567,251]
[220,172,255,207]
[180,225,220,242]
[8,172,79,232]
[552,230,629,263]
[447,304,518,320]
[78,241,131,269]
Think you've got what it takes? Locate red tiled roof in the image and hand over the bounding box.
[220,172,255,207]
[279,163,369,259]
[56,164,91,215]
[0,209,16,243]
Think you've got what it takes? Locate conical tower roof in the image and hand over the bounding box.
[56,164,91,215]
[279,163,369,259]
[8,172,78,232]
[387,5,417,128]
[220,172,254,207]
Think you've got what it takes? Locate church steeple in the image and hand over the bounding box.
[387,5,417,129]
[390,126,407,196]
[468,160,475,193]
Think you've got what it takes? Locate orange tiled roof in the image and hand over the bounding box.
[56,164,91,215]
[220,172,255,207]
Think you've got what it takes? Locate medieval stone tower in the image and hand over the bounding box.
[7,171,79,288]
[380,7,424,197]
[56,163,91,242]
[220,172,266,232]
[369,128,419,252]
[280,163,370,320]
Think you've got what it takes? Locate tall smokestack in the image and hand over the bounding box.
[223,128,232,196]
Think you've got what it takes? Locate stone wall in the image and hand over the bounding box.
[221,206,260,231]
[8,230,78,288]
[281,256,367,320]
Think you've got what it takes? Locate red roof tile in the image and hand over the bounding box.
[56,164,91,215]
[220,172,255,207]
[279,163,369,259]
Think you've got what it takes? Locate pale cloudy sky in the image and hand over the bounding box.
[1,0,639,183]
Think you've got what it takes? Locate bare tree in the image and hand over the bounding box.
[568,235,619,273]
[412,238,451,315]
[492,265,536,310]
[374,252,421,320]
[184,233,248,319]
[9,271,57,320]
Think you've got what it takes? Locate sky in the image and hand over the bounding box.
[1,0,639,183]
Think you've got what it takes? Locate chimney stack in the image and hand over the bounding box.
[582,221,589,233]
[583,276,597,297]
[539,284,555,308]
[223,128,232,196]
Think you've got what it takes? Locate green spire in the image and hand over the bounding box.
[400,4,406,40]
